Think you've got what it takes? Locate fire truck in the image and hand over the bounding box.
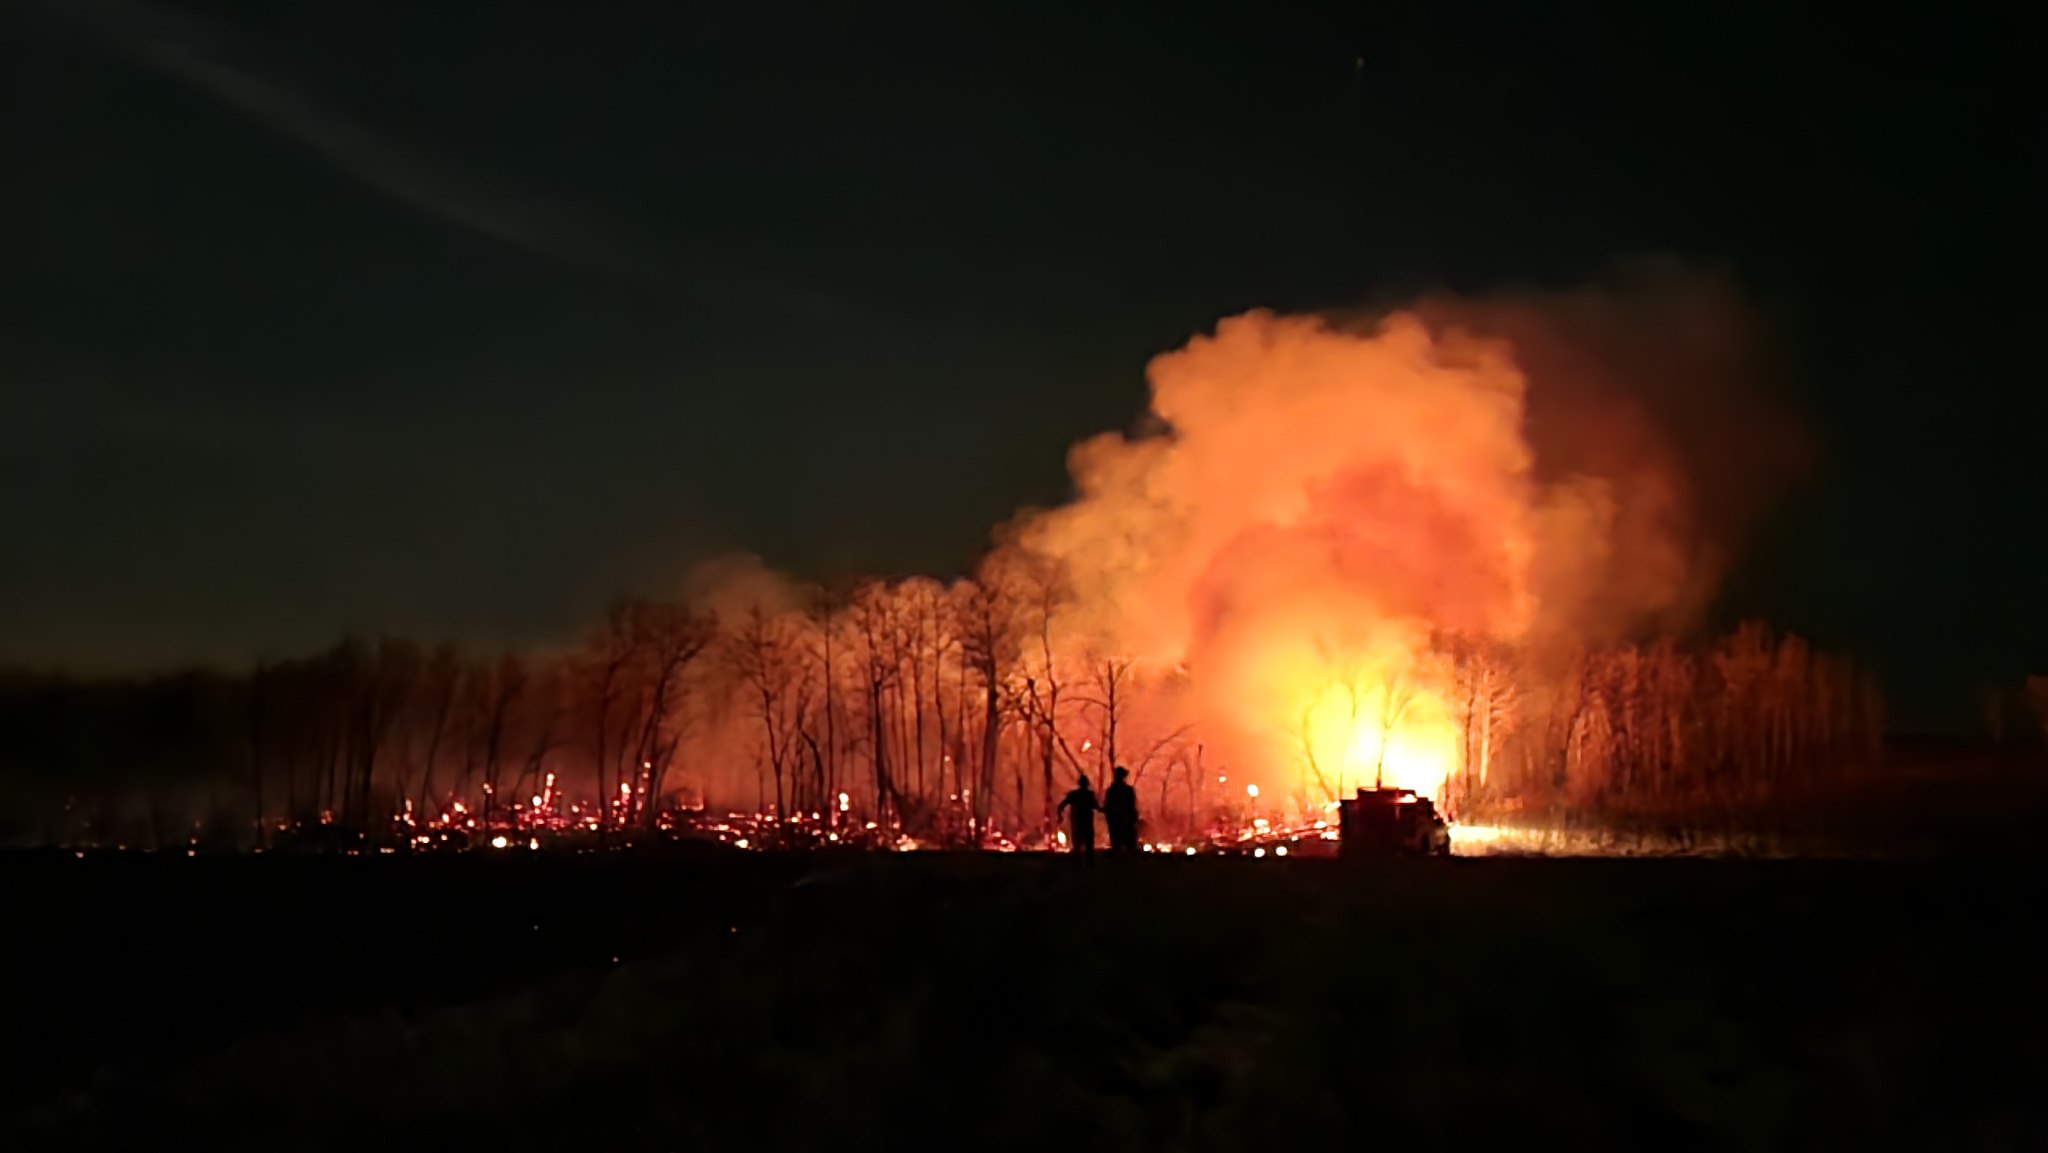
[1337,786,1452,858]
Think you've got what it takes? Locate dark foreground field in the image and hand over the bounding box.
[4,850,2044,1151]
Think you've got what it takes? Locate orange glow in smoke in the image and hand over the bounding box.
[1283,655,1463,801]
[1007,311,1562,809]
[982,288,1745,815]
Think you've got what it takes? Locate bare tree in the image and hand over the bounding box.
[408,644,463,832]
[1018,572,1088,837]
[344,639,420,832]
[625,601,717,826]
[478,652,527,831]
[807,586,841,821]
[727,604,814,839]
[1074,656,1134,777]
[954,575,1019,845]
[910,579,960,835]
[1451,640,1519,816]
[584,603,638,836]
[853,585,901,827]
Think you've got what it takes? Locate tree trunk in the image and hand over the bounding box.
[976,671,1000,843]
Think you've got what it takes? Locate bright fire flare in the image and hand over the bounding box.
[1293,666,1462,801]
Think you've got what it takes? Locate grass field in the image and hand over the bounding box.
[5,849,2043,1151]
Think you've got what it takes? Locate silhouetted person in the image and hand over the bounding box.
[1056,775,1099,859]
[1104,765,1139,853]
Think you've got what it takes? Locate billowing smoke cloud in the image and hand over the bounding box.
[1412,260,1806,643]
[983,265,1795,798]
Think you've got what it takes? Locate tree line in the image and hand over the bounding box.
[0,570,1889,849]
[1439,621,1885,825]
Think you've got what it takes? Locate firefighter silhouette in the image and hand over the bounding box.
[1056,775,1099,859]
[1103,765,1139,853]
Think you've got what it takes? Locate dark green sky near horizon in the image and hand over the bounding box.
[1,0,2039,732]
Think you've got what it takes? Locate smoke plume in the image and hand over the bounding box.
[985,266,1794,799]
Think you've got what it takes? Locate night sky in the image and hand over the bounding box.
[2,1,2038,731]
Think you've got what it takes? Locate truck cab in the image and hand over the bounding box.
[1337,787,1452,858]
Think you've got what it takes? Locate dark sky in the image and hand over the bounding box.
[2,0,2039,730]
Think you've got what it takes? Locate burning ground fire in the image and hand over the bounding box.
[137,797,1649,859]
[267,773,1533,859]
